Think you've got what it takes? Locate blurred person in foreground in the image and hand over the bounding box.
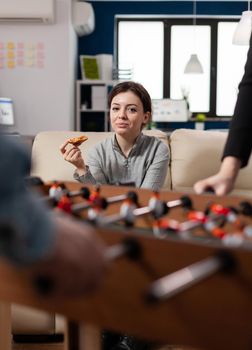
[0,133,106,296]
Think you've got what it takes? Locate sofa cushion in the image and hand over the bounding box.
[31,130,171,189]
[169,129,252,196]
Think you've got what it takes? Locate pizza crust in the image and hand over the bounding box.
[68,135,88,146]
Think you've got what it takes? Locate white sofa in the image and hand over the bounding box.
[31,128,252,197]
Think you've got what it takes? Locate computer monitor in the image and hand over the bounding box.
[0,98,14,126]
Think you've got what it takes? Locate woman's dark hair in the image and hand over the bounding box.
[108,81,152,115]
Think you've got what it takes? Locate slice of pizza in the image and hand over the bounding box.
[68,135,88,146]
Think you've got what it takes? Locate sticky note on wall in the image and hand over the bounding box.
[7,42,15,50]
[7,61,15,69]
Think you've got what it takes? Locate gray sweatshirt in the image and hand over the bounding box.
[74,133,169,191]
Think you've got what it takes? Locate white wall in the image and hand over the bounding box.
[0,0,77,135]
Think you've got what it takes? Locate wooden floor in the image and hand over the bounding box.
[13,343,64,350]
[12,343,198,350]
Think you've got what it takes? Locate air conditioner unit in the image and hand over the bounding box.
[72,1,95,36]
[0,0,55,24]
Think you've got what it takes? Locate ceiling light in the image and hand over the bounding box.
[184,0,204,74]
[184,54,204,74]
[233,1,252,45]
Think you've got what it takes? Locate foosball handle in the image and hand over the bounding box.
[105,237,142,261]
[145,250,236,304]
[33,275,54,295]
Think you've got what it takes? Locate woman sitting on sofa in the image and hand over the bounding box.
[60,81,169,191]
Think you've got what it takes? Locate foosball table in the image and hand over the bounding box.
[2,180,252,350]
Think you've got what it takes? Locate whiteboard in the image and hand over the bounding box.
[152,99,189,122]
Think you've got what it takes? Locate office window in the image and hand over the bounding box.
[116,16,248,118]
[217,22,249,116]
[118,21,164,99]
[170,25,211,112]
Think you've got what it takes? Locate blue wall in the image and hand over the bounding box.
[78,1,244,57]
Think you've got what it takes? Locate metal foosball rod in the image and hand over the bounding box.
[93,192,139,226]
[134,194,193,218]
[206,203,245,231]
[48,184,102,212]
[145,251,236,303]
[174,206,229,238]
[71,191,138,214]
[66,187,91,199]
[72,198,107,214]
[98,200,137,226]
[41,185,91,208]
[104,238,142,261]
[100,194,193,227]
[166,195,193,210]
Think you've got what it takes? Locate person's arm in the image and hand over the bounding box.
[74,145,108,185]
[222,34,252,167]
[194,156,241,196]
[141,141,169,191]
[60,140,108,185]
[60,140,87,176]
[194,34,252,196]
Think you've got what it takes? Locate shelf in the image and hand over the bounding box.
[79,109,108,113]
[76,80,116,131]
[77,80,116,85]
[155,119,230,132]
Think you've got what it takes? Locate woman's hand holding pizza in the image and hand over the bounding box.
[60,135,88,175]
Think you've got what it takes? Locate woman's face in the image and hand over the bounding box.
[110,91,150,138]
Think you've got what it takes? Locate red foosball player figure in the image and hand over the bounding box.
[187,210,207,224]
[57,194,72,214]
[178,210,207,238]
[152,217,180,238]
[87,196,108,223]
[49,181,66,204]
[179,209,226,239]
[188,206,226,239]
[208,203,245,231]
[204,218,226,239]
[89,185,101,204]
